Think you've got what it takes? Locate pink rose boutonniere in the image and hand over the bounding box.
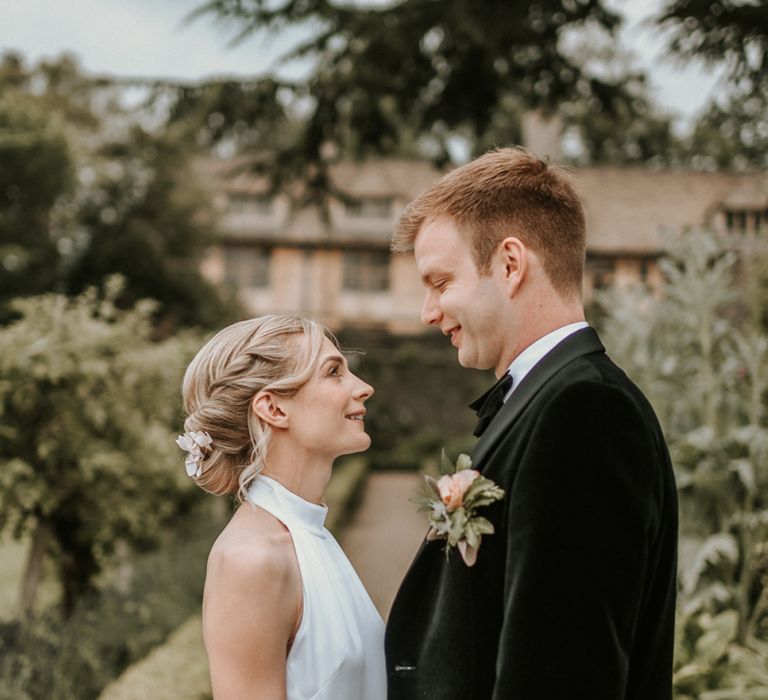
[416,450,505,567]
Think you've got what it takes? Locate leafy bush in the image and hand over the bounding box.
[0,281,202,615]
[0,500,223,700]
[596,229,768,696]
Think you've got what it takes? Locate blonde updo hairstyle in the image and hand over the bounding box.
[180,314,337,502]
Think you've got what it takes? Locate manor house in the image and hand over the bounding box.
[199,157,768,333]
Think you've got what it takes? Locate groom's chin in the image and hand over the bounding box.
[457,351,493,372]
[456,351,480,370]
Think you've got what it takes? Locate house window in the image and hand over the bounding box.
[587,256,615,291]
[725,208,768,234]
[342,250,390,291]
[228,192,273,216]
[345,197,393,219]
[639,257,650,284]
[223,246,271,289]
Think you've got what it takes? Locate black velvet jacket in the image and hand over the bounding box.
[385,327,678,700]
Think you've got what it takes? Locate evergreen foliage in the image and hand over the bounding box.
[657,0,768,170]
[658,0,768,95]
[683,94,768,171]
[178,0,684,193]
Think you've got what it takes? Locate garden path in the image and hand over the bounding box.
[340,471,426,620]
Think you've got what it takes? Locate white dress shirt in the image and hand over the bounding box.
[503,321,589,401]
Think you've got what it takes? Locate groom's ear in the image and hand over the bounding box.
[499,236,527,298]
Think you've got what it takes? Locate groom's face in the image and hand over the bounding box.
[414,218,506,372]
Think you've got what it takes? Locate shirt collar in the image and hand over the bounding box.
[504,321,589,400]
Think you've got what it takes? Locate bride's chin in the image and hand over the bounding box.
[336,436,371,458]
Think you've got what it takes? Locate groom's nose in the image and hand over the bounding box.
[420,291,442,326]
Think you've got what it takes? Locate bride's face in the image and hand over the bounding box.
[282,337,374,459]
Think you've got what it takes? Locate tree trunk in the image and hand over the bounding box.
[52,513,99,617]
[19,519,50,616]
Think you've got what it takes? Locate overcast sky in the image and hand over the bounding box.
[1,0,722,127]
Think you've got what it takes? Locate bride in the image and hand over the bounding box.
[177,314,386,699]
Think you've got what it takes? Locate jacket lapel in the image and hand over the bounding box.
[471,327,605,469]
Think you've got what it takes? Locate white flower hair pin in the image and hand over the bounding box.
[175,430,213,478]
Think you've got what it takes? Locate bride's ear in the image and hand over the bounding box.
[251,391,289,429]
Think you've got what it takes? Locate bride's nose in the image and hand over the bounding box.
[354,377,374,401]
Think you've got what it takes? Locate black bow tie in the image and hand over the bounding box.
[469,373,513,437]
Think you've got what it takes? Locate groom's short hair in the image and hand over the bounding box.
[392,147,586,299]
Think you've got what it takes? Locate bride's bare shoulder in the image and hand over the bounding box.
[206,501,298,589]
[203,502,301,694]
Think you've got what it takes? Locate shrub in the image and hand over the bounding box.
[0,282,202,616]
[0,501,223,700]
[596,229,768,696]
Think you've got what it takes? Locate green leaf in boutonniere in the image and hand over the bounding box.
[448,506,468,546]
[463,477,505,510]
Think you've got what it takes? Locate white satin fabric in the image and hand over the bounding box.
[247,475,387,700]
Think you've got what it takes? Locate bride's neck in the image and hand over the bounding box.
[260,440,333,505]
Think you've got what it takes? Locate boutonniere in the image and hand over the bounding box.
[415,450,505,566]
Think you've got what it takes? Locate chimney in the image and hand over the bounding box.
[521,110,562,160]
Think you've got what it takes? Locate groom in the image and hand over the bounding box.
[385,148,677,699]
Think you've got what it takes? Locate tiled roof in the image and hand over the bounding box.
[571,168,767,253]
[198,156,767,253]
[329,159,444,198]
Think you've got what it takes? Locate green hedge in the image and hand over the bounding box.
[0,499,223,700]
[325,456,368,534]
[99,616,210,700]
[337,329,491,471]
[98,457,369,700]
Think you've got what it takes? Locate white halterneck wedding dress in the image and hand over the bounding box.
[247,474,387,700]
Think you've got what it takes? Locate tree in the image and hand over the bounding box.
[195,0,623,134]
[0,280,199,616]
[0,53,240,330]
[596,229,768,695]
[61,125,242,331]
[658,0,768,96]
[561,89,683,167]
[0,80,73,320]
[182,0,685,189]
[683,93,768,170]
[657,0,768,170]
